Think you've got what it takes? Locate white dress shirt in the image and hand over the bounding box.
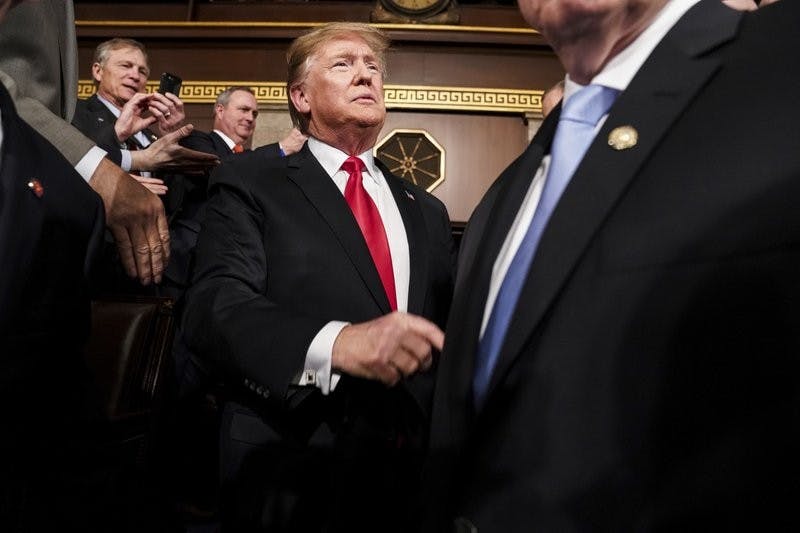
[74,145,108,182]
[480,0,702,337]
[301,136,411,394]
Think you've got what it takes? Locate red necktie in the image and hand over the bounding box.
[342,156,397,311]
[233,143,244,153]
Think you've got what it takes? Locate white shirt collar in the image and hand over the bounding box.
[563,0,702,101]
[213,129,236,150]
[307,136,381,186]
[96,93,121,118]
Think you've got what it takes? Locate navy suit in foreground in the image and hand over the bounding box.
[427,1,800,531]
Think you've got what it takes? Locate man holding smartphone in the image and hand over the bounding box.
[72,37,201,298]
[73,38,187,190]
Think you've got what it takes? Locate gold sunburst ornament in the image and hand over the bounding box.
[374,129,445,192]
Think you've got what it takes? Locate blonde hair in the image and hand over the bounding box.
[286,22,390,133]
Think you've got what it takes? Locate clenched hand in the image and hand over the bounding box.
[332,312,444,387]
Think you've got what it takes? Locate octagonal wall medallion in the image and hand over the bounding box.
[374,129,445,193]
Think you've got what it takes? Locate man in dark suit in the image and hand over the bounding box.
[72,37,188,196]
[426,0,800,531]
[0,4,106,529]
[180,85,308,159]
[72,37,216,297]
[0,2,216,287]
[182,22,455,532]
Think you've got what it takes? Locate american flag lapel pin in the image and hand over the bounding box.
[27,178,44,198]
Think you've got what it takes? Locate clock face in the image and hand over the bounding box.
[380,0,448,16]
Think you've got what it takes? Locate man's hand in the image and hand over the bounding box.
[332,312,444,387]
[114,92,157,142]
[131,124,219,172]
[89,158,170,285]
[279,127,308,156]
[131,174,168,196]
[148,92,185,136]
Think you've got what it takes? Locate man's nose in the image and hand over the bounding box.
[353,62,373,83]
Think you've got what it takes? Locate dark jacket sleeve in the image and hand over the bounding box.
[180,156,328,411]
[179,130,218,155]
[253,142,281,159]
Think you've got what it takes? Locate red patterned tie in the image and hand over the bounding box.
[342,156,397,311]
[233,143,244,153]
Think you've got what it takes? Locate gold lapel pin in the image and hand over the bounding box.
[27,178,44,198]
[608,126,638,151]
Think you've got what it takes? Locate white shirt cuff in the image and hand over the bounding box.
[75,146,109,182]
[301,320,348,395]
[119,149,132,172]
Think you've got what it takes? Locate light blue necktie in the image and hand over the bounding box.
[473,84,619,408]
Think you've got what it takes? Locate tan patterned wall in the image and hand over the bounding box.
[78,81,544,115]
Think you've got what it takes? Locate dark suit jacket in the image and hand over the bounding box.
[180,129,234,159]
[182,143,455,531]
[427,2,800,531]
[180,129,283,160]
[171,130,282,294]
[0,81,106,528]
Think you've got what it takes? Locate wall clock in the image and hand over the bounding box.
[371,0,460,24]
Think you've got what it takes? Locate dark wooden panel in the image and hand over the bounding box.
[75,2,530,29]
[379,111,529,223]
[78,42,561,94]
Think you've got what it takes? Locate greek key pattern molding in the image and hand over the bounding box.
[78,81,545,115]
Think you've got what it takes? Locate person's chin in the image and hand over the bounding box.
[354,114,385,129]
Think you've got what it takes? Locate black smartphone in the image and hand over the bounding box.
[158,72,182,95]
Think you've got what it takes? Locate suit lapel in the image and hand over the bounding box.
[87,94,115,122]
[380,162,429,315]
[484,0,742,402]
[287,146,392,314]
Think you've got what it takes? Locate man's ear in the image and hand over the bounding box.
[91,62,103,84]
[214,103,225,119]
[289,84,311,114]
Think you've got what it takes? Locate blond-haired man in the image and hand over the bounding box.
[182,22,454,531]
